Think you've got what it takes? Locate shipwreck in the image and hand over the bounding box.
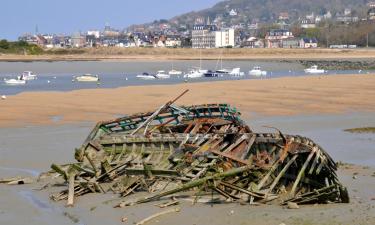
[39,89,349,208]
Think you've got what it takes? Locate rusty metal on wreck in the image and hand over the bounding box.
[45,90,349,207]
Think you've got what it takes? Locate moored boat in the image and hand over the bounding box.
[75,74,99,82]
[136,72,157,80]
[168,69,182,75]
[21,71,37,80]
[4,77,26,85]
[155,70,170,79]
[249,66,267,76]
[183,69,204,78]
[204,70,220,77]
[304,65,325,74]
[228,68,245,76]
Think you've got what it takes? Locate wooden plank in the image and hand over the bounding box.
[241,134,256,159]
[291,147,317,195]
[267,154,298,194]
[209,149,249,165]
[66,173,76,207]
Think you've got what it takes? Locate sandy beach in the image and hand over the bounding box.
[1,74,375,127]
[1,74,375,225]
[2,48,375,61]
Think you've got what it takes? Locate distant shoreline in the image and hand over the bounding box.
[1,48,375,62]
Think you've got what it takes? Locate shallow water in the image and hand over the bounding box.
[250,113,375,167]
[0,60,372,95]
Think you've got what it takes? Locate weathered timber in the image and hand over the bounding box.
[37,99,348,209]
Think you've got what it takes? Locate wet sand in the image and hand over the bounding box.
[1,74,375,127]
[1,74,375,224]
[0,114,375,225]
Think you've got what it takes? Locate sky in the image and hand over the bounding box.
[1,0,221,40]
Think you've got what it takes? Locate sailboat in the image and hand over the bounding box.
[168,62,182,75]
[184,49,207,78]
[155,70,170,79]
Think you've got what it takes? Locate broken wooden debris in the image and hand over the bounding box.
[155,200,179,208]
[33,91,347,209]
[135,207,180,225]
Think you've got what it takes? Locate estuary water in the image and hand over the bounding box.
[0,60,371,95]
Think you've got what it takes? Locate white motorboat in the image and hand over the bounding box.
[75,74,99,82]
[168,69,183,75]
[249,66,267,76]
[136,72,157,80]
[184,49,207,78]
[155,70,170,79]
[304,65,325,74]
[4,77,26,85]
[21,71,37,80]
[183,69,204,78]
[229,68,245,76]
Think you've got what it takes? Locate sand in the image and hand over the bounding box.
[1,74,375,127]
[1,74,375,224]
[2,48,375,62]
[0,114,374,225]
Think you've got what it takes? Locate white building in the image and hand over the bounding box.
[324,11,332,19]
[165,38,181,48]
[229,9,238,16]
[87,30,100,38]
[191,24,217,48]
[301,19,316,28]
[215,28,235,48]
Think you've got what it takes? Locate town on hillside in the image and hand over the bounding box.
[17,2,375,50]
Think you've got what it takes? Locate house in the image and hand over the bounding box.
[282,38,300,48]
[215,28,235,48]
[324,11,332,19]
[315,16,323,23]
[369,8,375,20]
[19,34,47,46]
[191,24,217,48]
[306,12,315,20]
[103,25,120,38]
[336,9,358,23]
[248,23,258,30]
[277,20,291,30]
[279,12,289,20]
[368,2,375,20]
[300,38,318,48]
[300,19,316,28]
[265,29,294,48]
[229,9,238,16]
[87,30,100,39]
[195,17,205,24]
[242,37,264,48]
[71,33,86,48]
[165,35,182,48]
[336,15,359,23]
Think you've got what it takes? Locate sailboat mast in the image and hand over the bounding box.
[199,49,202,69]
